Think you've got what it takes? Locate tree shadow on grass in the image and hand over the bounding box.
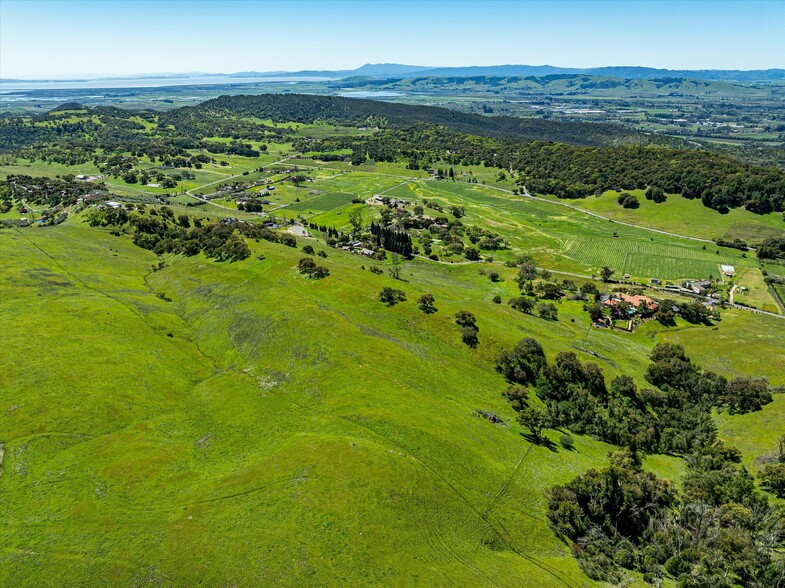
[555,429,579,453]
[522,432,558,452]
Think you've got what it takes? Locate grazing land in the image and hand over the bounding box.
[2,93,784,587]
[539,189,785,243]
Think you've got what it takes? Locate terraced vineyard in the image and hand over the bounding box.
[561,234,727,279]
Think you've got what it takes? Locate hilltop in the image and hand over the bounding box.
[181,93,656,147]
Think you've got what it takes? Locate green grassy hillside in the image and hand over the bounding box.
[2,211,782,585]
[539,190,785,243]
[2,94,784,586]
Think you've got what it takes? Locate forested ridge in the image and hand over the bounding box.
[188,93,650,147]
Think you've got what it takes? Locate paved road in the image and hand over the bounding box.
[726,302,785,319]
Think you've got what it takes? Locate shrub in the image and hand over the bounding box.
[298,256,329,279]
[454,310,477,328]
[280,234,297,247]
[645,185,666,203]
[536,302,558,320]
[464,246,481,261]
[760,463,785,498]
[617,192,640,209]
[298,257,316,274]
[509,296,534,313]
[495,338,546,385]
[560,434,575,450]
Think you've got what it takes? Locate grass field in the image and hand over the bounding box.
[734,267,781,313]
[561,233,722,279]
[287,191,357,211]
[2,135,784,584]
[539,190,785,243]
[386,180,754,280]
[1,149,774,285]
[2,210,783,585]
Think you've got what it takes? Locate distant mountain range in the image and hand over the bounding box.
[4,64,784,85]
[231,63,785,83]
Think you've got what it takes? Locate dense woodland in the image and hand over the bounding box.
[499,339,784,586]
[189,93,648,147]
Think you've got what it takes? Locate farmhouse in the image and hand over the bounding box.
[341,245,375,257]
[604,292,659,313]
[684,280,712,295]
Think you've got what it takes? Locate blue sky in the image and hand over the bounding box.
[1,0,783,77]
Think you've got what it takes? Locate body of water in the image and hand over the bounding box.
[0,75,334,92]
[339,90,404,98]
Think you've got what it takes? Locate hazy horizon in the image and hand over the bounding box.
[3,61,785,83]
[2,0,784,78]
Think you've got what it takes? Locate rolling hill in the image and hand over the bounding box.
[176,93,652,147]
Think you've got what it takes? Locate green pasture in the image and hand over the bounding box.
[2,205,783,585]
[734,267,781,313]
[287,191,357,212]
[539,190,785,243]
[386,180,754,280]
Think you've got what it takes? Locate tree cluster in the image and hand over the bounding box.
[497,341,777,455]
[548,446,785,586]
[297,256,330,279]
[370,222,413,257]
[757,237,785,260]
[617,192,640,209]
[454,310,479,347]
